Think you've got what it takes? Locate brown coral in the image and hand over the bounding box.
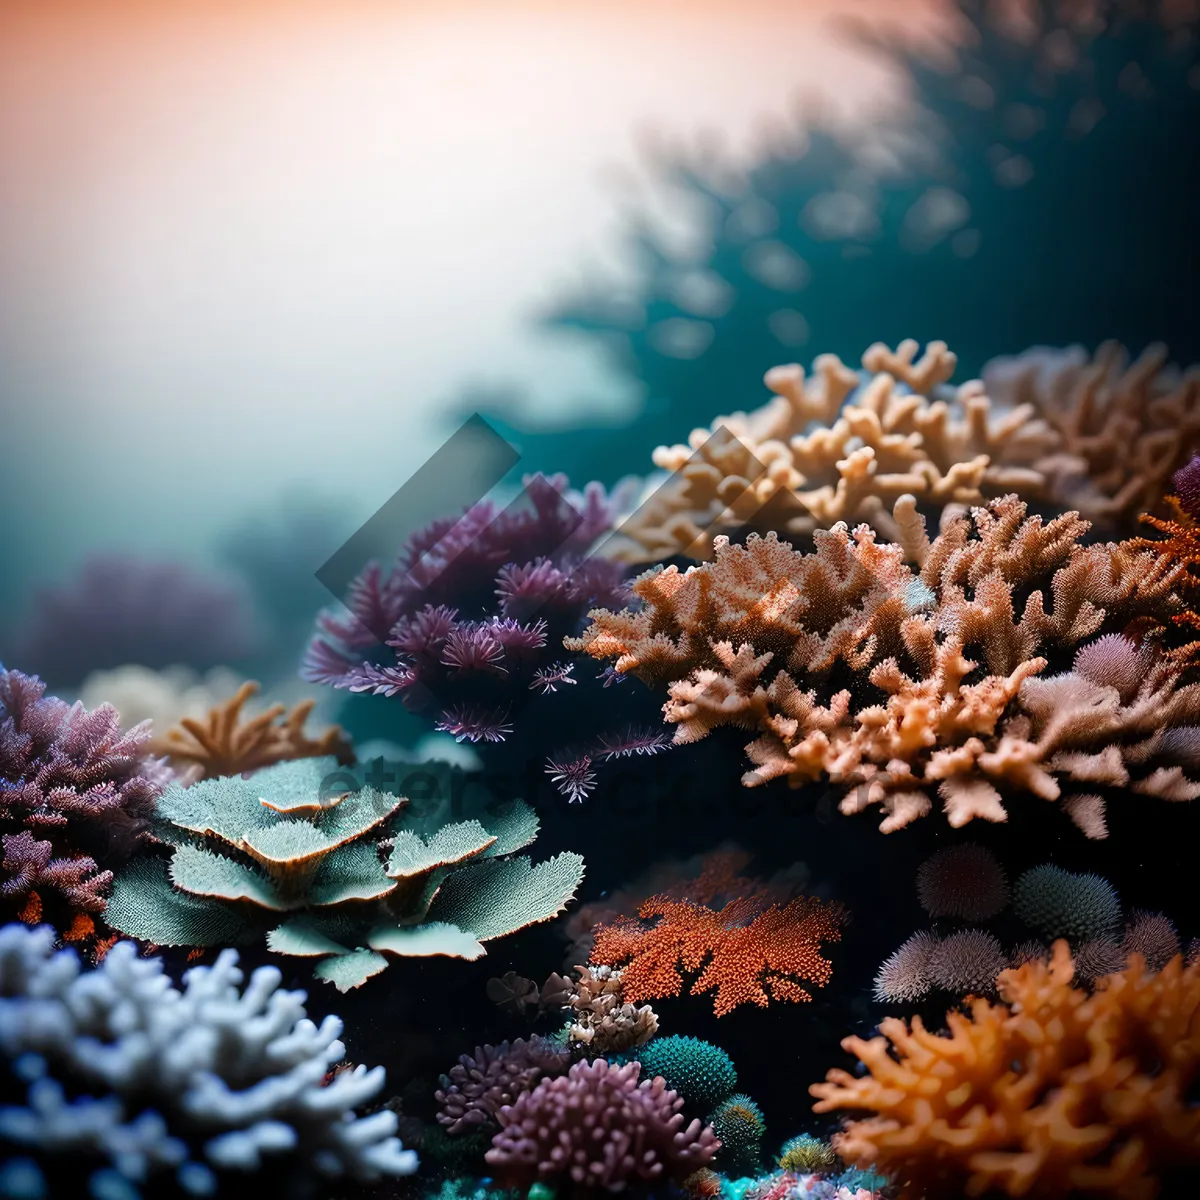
[572,495,1193,834]
[591,889,845,1018]
[611,338,1198,564]
[150,681,353,782]
[559,963,659,1055]
[811,941,1200,1199]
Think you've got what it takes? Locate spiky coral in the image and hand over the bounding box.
[0,667,162,925]
[591,880,845,1017]
[149,680,352,782]
[811,941,1200,1199]
[303,473,626,740]
[708,1093,766,1173]
[915,843,1008,920]
[104,757,585,991]
[572,494,1198,834]
[622,1036,738,1111]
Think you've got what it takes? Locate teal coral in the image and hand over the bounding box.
[709,1094,766,1173]
[619,1035,738,1111]
[105,757,585,990]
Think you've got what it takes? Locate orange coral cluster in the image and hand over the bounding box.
[572,495,1197,834]
[150,680,353,782]
[591,885,845,1017]
[1133,496,1200,672]
[811,941,1200,1199]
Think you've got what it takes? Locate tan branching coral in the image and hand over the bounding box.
[560,964,659,1055]
[572,495,1195,834]
[984,340,1200,527]
[811,941,1200,1199]
[611,339,1200,563]
[150,680,353,782]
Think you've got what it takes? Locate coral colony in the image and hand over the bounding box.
[6,7,1200,1200]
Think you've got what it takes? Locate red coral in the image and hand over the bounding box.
[592,889,845,1017]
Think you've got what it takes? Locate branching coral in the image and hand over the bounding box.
[303,473,627,740]
[2,555,260,688]
[104,757,585,991]
[591,883,845,1017]
[572,494,1197,833]
[0,667,162,926]
[148,679,353,783]
[0,924,416,1196]
[435,1037,571,1135]
[485,1058,719,1189]
[610,340,1078,561]
[812,941,1200,1199]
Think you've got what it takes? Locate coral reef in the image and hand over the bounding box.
[484,1058,719,1189]
[148,679,353,783]
[435,1037,571,1135]
[2,555,260,689]
[619,1035,738,1111]
[303,473,627,740]
[0,667,162,926]
[104,757,585,990]
[915,842,1008,920]
[571,493,1197,833]
[591,882,845,1017]
[0,924,415,1196]
[812,941,1200,1198]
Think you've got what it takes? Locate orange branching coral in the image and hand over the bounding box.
[811,941,1200,1199]
[150,681,353,782]
[573,495,1191,833]
[591,889,846,1017]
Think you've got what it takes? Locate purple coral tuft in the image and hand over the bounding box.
[303,473,627,735]
[1173,454,1200,519]
[3,556,259,688]
[0,667,162,915]
[485,1058,720,1189]
[435,1036,572,1135]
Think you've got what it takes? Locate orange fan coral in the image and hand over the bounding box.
[150,681,353,782]
[591,890,845,1017]
[811,941,1200,1199]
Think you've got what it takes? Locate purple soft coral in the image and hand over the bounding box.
[3,556,260,688]
[0,667,162,916]
[486,1058,719,1189]
[303,473,627,734]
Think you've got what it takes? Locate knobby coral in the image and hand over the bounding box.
[148,679,353,783]
[104,757,585,991]
[485,1058,719,1189]
[571,493,1197,834]
[812,941,1200,1198]
[0,924,415,1197]
[435,1037,571,1135]
[303,472,627,741]
[0,667,162,925]
[591,884,845,1017]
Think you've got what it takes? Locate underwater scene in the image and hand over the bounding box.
[1,1,1199,1198]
